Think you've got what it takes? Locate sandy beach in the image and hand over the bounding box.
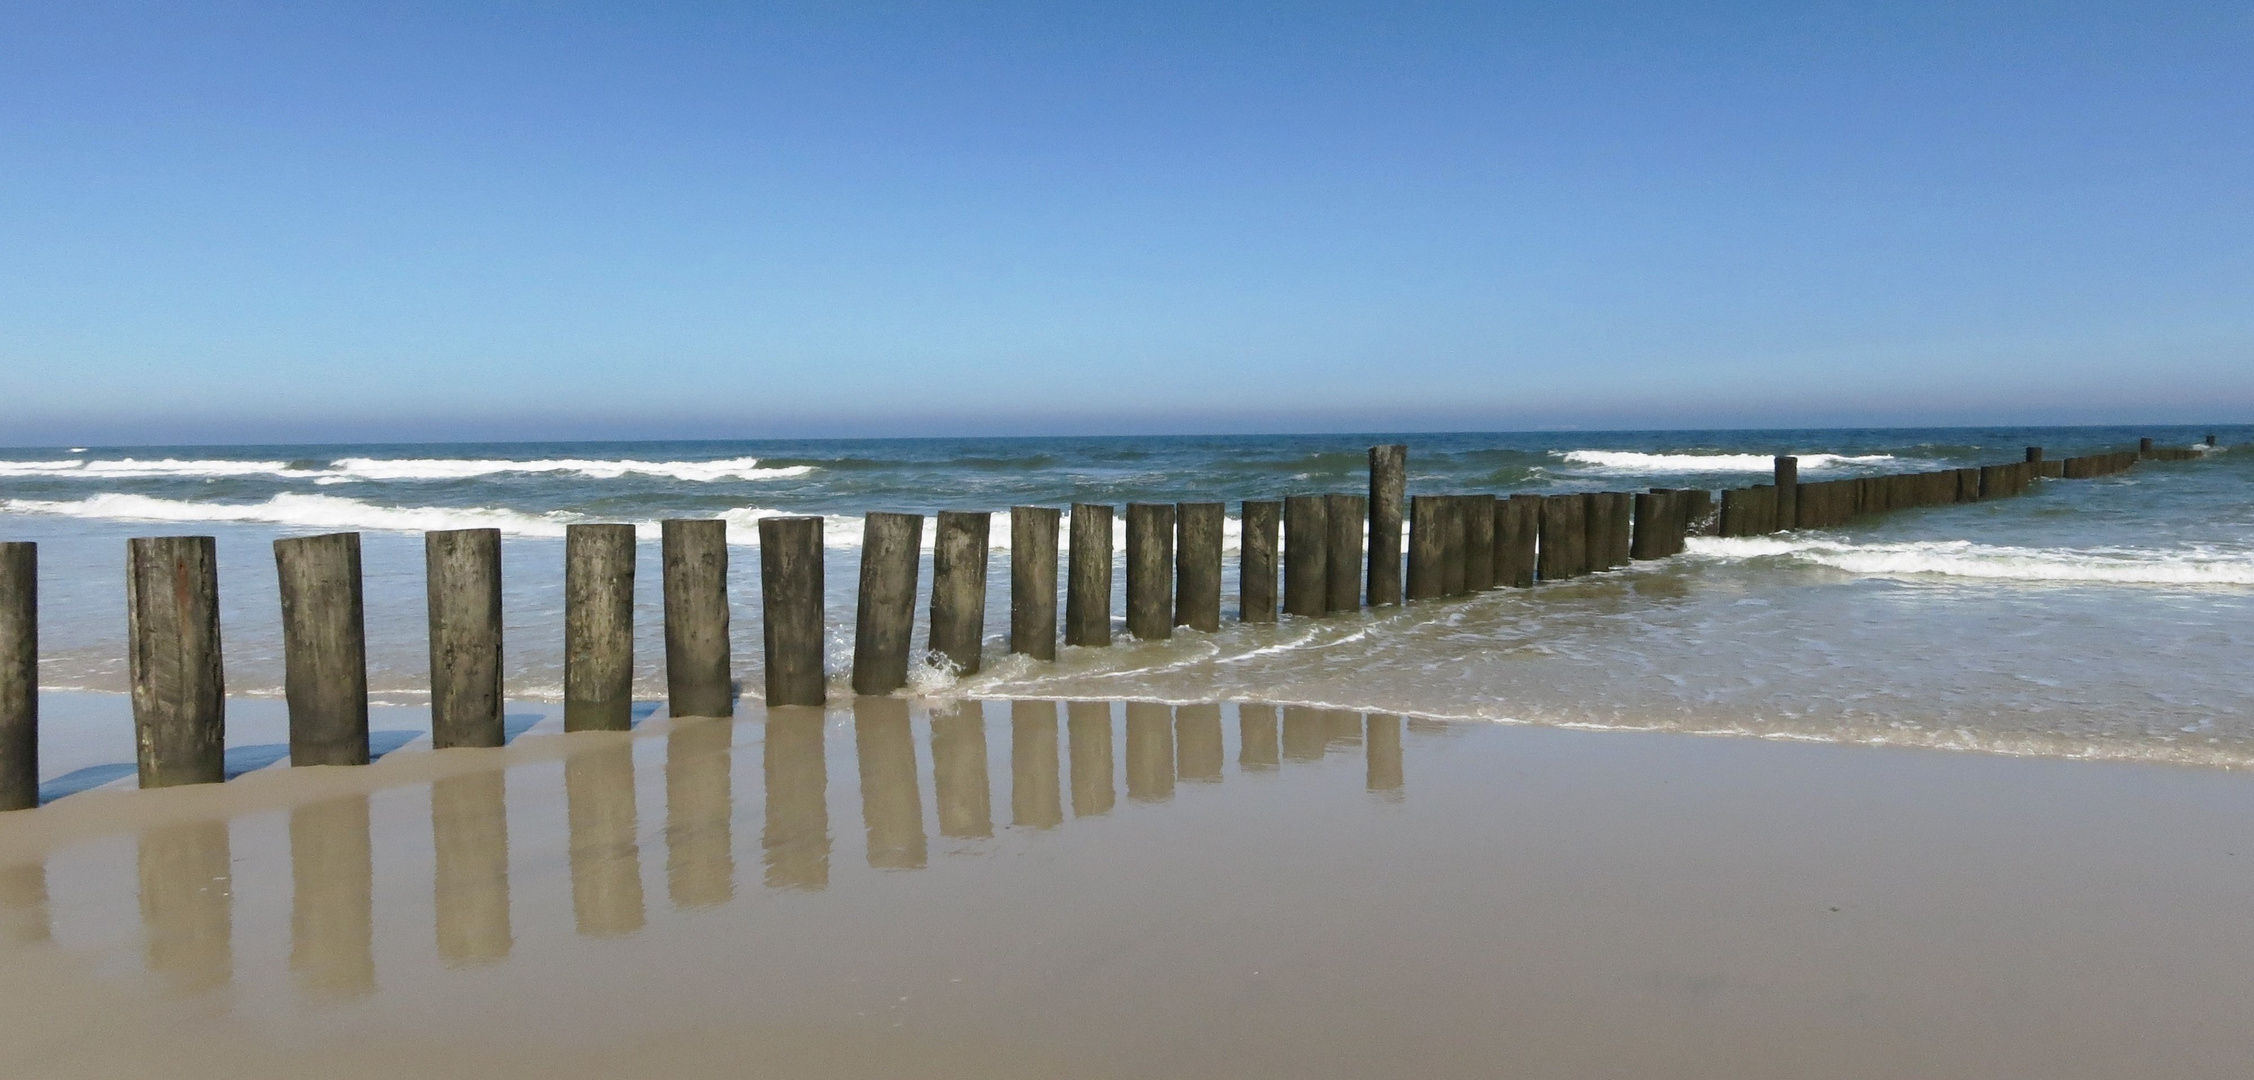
[4,695,2252,1078]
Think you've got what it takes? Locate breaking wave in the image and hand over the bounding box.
[0,455,812,483]
[1560,450,1900,473]
[1687,535,2254,586]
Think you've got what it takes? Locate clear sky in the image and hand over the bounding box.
[2,1,2248,444]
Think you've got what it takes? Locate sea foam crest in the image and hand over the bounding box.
[0,455,812,482]
[1561,450,1899,473]
[1686,535,2254,586]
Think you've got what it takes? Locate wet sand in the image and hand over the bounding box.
[4,698,2254,1078]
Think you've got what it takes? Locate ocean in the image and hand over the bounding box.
[3,425,2249,766]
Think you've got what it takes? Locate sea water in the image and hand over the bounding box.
[2,425,2248,766]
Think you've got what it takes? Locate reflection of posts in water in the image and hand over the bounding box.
[665,718,735,908]
[855,698,926,869]
[0,861,49,944]
[1125,701,1175,803]
[1176,703,1223,782]
[291,794,375,996]
[1280,706,1326,763]
[138,820,231,991]
[1324,709,1363,751]
[432,770,511,964]
[931,702,993,840]
[1066,701,1115,817]
[1009,700,1062,829]
[762,709,830,889]
[566,739,645,936]
[1238,704,1280,770]
[1366,714,1404,797]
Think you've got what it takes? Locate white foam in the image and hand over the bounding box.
[0,455,813,483]
[1560,450,1900,473]
[1687,535,2254,586]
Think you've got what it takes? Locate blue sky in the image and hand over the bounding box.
[2,1,2248,443]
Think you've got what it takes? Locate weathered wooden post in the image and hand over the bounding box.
[1440,496,1469,596]
[1463,495,1496,590]
[1602,492,1634,566]
[660,519,732,718]
[1282,495,1328,617]
[2140,437,2155,456]
[1325,493,1366,612]
[852,512,923,695]
[1497,495,1540,587]
[276,531,370,765]
[1366,445,1407,605]
[1538,495,1586,580]
[1774,456,1798,531]
[2207,434,2218,447]
[0,543,33,810]
[427,528,503,748]
[1239,501,1280,623]
[1581,494,1615,569]
[2026,446,2043,464]
[127,536,225,787]
[1125,503,1175,640]
[757,516,826,707]
[928,511,990,675]
[1630,491,1669,560]
[564,524,636,732]
[1174,502,1224,632]
[1406,495,1444,600]
[1065,504,1113,646]
[1009,506,1059,659]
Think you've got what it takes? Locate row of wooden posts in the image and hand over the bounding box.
[0,436,2216,809]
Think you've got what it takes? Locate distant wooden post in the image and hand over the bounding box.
[1463,496,1496,590]
[1538,495,1586,580]
[1366,445,1407,605]
[1440,496,1469,596]
[661,519,733,718]
[1497,495,1539,587]
[1239,501,1281,623]
[1065,504,1113,647]
[426,528,503,748]
[1406,495,1444,599]
[2025,446,2043,464]
[0,543,34,810]
[757,517,826,707]
[276,531,370,766]
[928,511,990,675]
[2207,434,2218,447]
[1174,502,1224,632]
[1282,496,1328,617]
[1125,503,1175,640]
[1324,494,1366,612]
[564,524,636,732]
[127,536,225,787]
[2140,437,2155,456]
[852,512,924,695]
[1774,457,1798,531]
[1009,507,1059,659]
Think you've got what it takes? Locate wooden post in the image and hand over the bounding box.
[1774,457,1798,531]
[1065,504,1113,646]
[1406,495,1444,600]
[0,543,33,810]
[1463,495,1496,590]
[275,531,370,765]
[757,517,825,707]
[1602,492,1634,566]
[2026,446,2043,464]
[1366,445,1407,605]
[1239,501,1280,623]
[660,519,733,718]
[1174,502,1224,632]
[1440,496,1469,596]
[1581,494,1611,569]
[127,536,225,787]
[928,511,990,675]
[1009,506,1059,659]
[1325,493,1366,612]
[426,528,503,749]
[1496,495,1539,587]
[852,512,923,696]
[1282,495,1328,617]
[1125,503,1175,640]
[1538,495,1586,580]
[564,524,636,732]
[2140,437,2155,456]
[1630,491,1668,560]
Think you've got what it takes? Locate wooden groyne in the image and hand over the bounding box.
[0,435,2225,800]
